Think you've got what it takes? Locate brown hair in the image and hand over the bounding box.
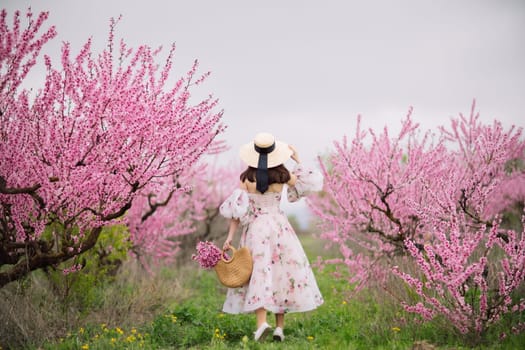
[240,164,291,185]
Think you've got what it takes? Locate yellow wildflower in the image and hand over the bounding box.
[79,327,85,334]
[131,327,137,334]
[392,327,401,332]
[126,335,136,343]
[116,327,124,335]
[110,338,117,343]
[214,328,226,340]
[342,300,347,305]
[81,345,89,350]
[307,336,314,341]
[171,315,177,323]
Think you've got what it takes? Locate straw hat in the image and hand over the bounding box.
[239,132,293,168]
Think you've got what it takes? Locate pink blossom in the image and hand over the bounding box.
[192,241,222,269]
[62,263,82,275]
[310,102,525,338]
[0,8,224,285]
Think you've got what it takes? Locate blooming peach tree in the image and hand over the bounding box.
[0,9,224,286]
[125,160,239,266]
[310,103,525,340]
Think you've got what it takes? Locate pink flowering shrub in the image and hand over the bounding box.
[310,102,525,341]
[0,9,223,286]
[192,241,222,269]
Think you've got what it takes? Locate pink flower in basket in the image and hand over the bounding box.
[192,241,223,269]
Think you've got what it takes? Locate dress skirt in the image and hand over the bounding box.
[222,192,324,314]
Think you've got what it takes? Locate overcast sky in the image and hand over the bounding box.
[4,1,525,222]
[4,0,525,162]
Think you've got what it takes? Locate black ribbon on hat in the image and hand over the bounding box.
[254,142,275,193]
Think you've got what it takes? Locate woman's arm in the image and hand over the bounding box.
[286,144,323,200]
[287,144,300,186]
[223,218,240,250]
[289,144,300,164]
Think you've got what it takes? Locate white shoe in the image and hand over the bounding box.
[254,322,272,341]
[273,327,285,341]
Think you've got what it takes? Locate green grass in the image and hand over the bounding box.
[35,266,525,349]
[28,233,525,349]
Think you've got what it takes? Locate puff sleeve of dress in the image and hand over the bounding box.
[287,163,324,202]
[219,188,249,222]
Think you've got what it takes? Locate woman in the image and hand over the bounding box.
[219,132,324,342]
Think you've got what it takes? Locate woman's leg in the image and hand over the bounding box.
[254,308,271,341]
[275,313,284,329]
[255,308,267,328]
[273,313,285,341]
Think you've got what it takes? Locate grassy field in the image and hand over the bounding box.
[23,233,523,350]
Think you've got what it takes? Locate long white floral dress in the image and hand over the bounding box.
[219,164,324,314]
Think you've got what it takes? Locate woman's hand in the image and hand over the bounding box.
[289,144,300,163]
[223,238,232,250]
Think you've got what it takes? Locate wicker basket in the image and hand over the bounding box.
[214,246,253,288]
